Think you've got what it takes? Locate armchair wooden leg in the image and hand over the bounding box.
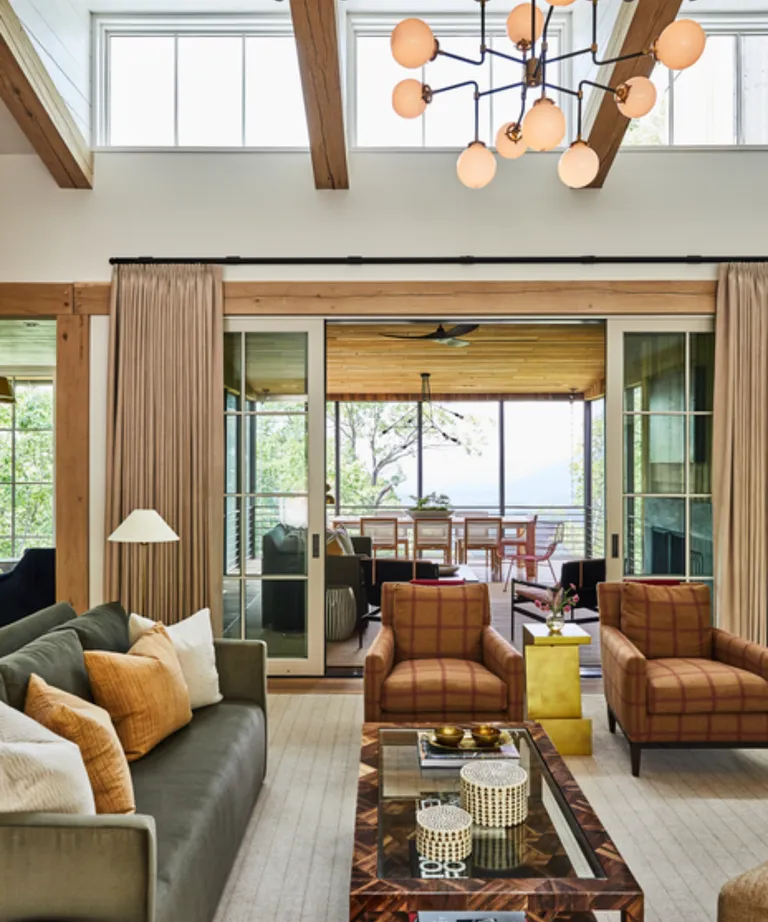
[607,705,616,734]
[630,742,642,778]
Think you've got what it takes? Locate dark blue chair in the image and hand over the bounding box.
[0,548,56,628]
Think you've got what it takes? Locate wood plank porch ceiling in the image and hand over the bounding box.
[325,322,606,400]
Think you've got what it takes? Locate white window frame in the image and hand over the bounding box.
[347,11,573,151]
[92,14,308,151]
[626,11,768,151]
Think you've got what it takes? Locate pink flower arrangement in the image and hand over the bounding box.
[534,582,580,617]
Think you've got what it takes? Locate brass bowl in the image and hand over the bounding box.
[471,725,502,748]
[434,725,465,748]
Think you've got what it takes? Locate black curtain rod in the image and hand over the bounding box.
[108,255,766,267]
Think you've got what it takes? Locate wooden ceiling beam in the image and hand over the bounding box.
[0,0,92,188]
[585,0,683,189]
[289,0,349,190]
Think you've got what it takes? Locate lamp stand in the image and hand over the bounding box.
[141,541,149,618]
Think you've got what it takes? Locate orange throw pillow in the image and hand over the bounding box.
[84,624,192,761]
[24,673,135,814]
[620,582,712,659]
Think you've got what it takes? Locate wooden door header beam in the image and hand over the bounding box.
[586,0,683,189]
[0,0,93,188]
[289,0,349,190]
[72,280,716,317]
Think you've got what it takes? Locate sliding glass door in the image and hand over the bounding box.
[223,318,325,675]
[605,318,715,595]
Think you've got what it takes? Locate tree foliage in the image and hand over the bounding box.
[0,381,55,558]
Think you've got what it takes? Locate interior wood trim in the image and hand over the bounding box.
[0,284,74,316]
[55,315,90,612]
[0,1,93,189]
[289,0,349,190]
[74,283,110,316]
[224,281,716,316]
[585,0,683,189]
[73,280,716,317]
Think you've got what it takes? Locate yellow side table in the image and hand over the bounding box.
[523,623,592,756]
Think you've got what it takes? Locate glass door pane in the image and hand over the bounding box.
[223,321,324,674]
[606,322,714,587]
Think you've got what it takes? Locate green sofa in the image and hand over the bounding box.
[0,603,267,922]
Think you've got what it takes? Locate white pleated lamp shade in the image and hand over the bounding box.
[108,509,180,544]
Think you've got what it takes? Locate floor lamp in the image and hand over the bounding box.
[108,509,180,617]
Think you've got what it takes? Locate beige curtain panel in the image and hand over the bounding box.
[713,263,768,645]
[105,265,224,631]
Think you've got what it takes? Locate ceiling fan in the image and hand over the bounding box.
[379,323,478,348]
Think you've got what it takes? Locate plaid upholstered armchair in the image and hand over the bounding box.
[599,581,768,777]
[364,583,524,722]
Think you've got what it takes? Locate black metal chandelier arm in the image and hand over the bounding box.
[545,46,595,66]
[437,47,487,67]
[516,84,528,127]
[476,80,526,100]
[579,78,619,97]
[587,0,651,68]
[592,48,650,68]
[486,47,527,67]
[549,82,586,100]
[429,78,481,99]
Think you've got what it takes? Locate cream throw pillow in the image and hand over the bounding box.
[129,609,222,709]
[0,699,95,815]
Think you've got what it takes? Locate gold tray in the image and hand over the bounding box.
[426,729,513,753]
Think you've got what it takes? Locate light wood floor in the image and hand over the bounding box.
[216,694,768,922]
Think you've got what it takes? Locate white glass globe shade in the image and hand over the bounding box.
[495,122,527,160]
[392,79,427,119]
[391,18,436,69]
[457,142,497,189]
[615,76,658,118]
[558,141,600,189]
[507,4,544,48]
[522,98,566,151]
[655,19,706,70]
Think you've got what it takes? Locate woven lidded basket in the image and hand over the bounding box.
[415,804,473,861]
[460,760,528,828]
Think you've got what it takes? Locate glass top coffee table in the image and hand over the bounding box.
[351,723,643,922]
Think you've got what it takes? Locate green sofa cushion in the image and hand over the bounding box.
[51,601,131,653]
[130,701,266,922]
[0,629,91,710]
[0,602,77,658]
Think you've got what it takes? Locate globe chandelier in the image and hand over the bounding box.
[390,1,707,189]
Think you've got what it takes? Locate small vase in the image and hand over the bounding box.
[546,610,564,634]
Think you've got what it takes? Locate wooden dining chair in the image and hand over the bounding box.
[360,517,408,558]
[460,517,503,580]
[412,517,453,565]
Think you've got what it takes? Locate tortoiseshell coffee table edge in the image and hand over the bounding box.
[350,720,644,922]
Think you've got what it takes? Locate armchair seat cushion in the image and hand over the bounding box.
[380,658,507,715]
[647,658,768,716]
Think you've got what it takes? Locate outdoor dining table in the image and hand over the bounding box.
[330,514,537,580]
